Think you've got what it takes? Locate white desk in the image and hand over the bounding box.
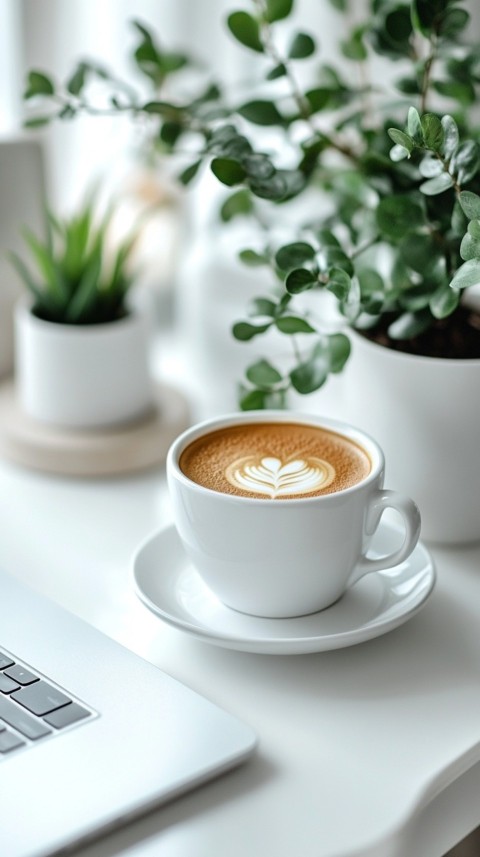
[1,368,480,857]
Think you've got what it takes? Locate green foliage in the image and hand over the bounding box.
[10,195,139,325]
[22,1,480,406]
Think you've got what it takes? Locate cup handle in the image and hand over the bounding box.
[347,490,421,587]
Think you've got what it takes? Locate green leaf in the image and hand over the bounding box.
[468,220,480,240]
[246,358,283,387]
[238,100,283,125]
[238,248,269,266]
[161,52,189,74]
[285,268,317,294]
[316,229,341,249]
[326,333,351,372]
[418,156,443,178]
[178,160,202,185]
[389,144,410,163]
[159,122,183,146]
[290,355,328,394]
[143,100,182,116]
[399,283,434,312]
[265,0,293,23]
[210,157,246,186]
[288,33,316,59]
[220,189,253,222]
[430,285,459,319]
[239,388,268,410]
[340,27,367,61]
[21,227,67,301]
[248,174,287,201]
[458,191,480,221]
[275,316,316,334]
[396,76,420,95]
[275,242,315,271]
[65,255,102,323]
[387,128,414,154]
[232,321,271,340]
[340,274,361,322]
[451,200,468,236]
[358,268,384,300]
[8,252,54,310]
[451,141,480,185]
[24,70,55,98]
[248,297,277,317]
[450,259,480,290]
[387,310,432,340]
[441,115,459,159]
[399,233,441,274]
[434,80,475,105]
[376,195,424,241]
[419,172,454,195]
[322,246,353,275]
[304,88,330,113]
[440,7,469,37]
[266,63,287,80]
[243,154,276,180]
[327,267,351,300]
[67,63,87,95]
[407,106,422,142]
[58,105,76,120]
[385,7,413,45]
[23,116,52,128]
[411,0,448,36]
[420,113,444,151]
[227,11,264,53]
[460,232,480,262]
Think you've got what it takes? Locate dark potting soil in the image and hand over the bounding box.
[359,307,480,359]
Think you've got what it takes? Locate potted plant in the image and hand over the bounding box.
[10,193,153,428]
[21,1,480,540]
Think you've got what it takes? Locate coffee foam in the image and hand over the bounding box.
[225,455,335,498]
[179,422,371,499]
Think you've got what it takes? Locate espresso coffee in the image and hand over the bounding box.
[179,422,371,499]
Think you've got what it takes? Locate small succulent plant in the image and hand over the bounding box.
[10,195,138,325]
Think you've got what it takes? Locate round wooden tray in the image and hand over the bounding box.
[0,379,190,477]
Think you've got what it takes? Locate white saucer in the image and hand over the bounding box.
[132,520,436,655]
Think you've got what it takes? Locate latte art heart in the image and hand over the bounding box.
[225,455,335,498]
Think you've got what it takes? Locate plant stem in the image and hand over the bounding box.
[350,234,380,259]
[252,0,359,163]
[420,35,437,114]
[291,335,302,362]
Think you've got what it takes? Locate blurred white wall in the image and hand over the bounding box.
[0,0,23,131]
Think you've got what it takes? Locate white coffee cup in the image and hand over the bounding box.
[167,412,421,618]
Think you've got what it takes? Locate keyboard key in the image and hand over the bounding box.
[0,653,14,670]
[0,696,51,739]
[44,703,90,729]
[11,681,71,716]
[4,665,38,686]
[0,729,25,753]
[0,675,20,694]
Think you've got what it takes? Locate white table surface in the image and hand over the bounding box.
[1,354,480,857]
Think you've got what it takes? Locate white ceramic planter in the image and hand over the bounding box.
[342,329,480,544]
[15,301,153,429]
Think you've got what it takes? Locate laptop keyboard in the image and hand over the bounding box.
[0,649,94,756]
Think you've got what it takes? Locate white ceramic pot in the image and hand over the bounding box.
[342,329,480,544]
[15,301,153,428]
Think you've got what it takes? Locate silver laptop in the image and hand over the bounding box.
[0,571,256,857]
